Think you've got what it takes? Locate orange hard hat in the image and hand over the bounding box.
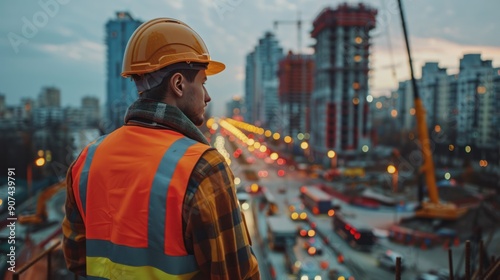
[121,18,225,77]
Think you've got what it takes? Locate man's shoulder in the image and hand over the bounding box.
[189,148,232,188]
[185,148,232,203]
[197,148,226,166]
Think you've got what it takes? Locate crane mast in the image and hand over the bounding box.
[274,13,308,154]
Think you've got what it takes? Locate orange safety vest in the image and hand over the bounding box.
[71,125,210,279]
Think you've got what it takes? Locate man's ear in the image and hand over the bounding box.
[170,73,184,97]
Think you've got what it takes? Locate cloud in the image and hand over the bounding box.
[409,37,500,74]
[234,65,245,81]
[370,36,500,95]
[54,25,75,38]
[255,0,297,12]
[37,40,104,63]
[2,0,500,117]
[163,0,183,10]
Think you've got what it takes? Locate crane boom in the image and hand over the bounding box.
[398,0,466,219]
[273,16,302,54]
[19,181,66,225]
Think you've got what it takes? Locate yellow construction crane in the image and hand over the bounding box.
[398,0,466,220]
[19,181,66,225]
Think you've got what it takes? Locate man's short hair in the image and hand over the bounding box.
[138,69,199,101]
[132,62,208,101]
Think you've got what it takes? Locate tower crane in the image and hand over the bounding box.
[273,13,302,55]
[273,13,308,153]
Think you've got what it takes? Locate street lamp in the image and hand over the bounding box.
[284,135,293,156]
[300,141,309,150]
[27,155,46,198]
[387,164,398,193]
[300,141,310,158]
[35,158,45,167]
[327,150,337,169]
[387,164,400,224]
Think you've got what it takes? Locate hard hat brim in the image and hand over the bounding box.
[206,60,225,75]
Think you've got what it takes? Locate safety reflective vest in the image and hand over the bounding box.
[71,125,210,279]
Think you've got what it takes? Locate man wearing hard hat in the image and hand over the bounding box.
[62,18,261,280]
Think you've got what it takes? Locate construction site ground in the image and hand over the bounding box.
[321,178,500,248]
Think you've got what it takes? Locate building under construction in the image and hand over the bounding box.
[309,3,377,163]
[277,51,314,141]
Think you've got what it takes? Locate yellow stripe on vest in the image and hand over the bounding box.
[87,257,199,280]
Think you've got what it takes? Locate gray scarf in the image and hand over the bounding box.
[124,99,210,146]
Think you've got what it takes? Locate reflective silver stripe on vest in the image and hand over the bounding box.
[78,135,107,215]
[148,137,197,249]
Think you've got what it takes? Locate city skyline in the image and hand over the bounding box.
[1,0,500,116]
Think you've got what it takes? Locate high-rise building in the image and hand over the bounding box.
[310,3,377,162]
[38,86,60,107]
[394,54,499,170]
[226,96,245,121]
[244,32,283,129]
[34,107,63,127]
[371,95,394,121]
[394,80,415,131]
[396,62,453,133]
[105,12,142,132]
[81,96,100,128]
[277,51,314,139]
[34,87,62,127]
[245,52,256,123]
[0,94,5,118]
[493,74,500,146]
[447,74,459,138]
[420,62,451,129]
[370,95,395,146]
[64,107,84,127]
[456,54,499,148]
[20,98,34,121]
[0,97,34,128]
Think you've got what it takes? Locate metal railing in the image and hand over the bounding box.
[10,237,498,280]
[12,239,78,280]
[391,240,500,280]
